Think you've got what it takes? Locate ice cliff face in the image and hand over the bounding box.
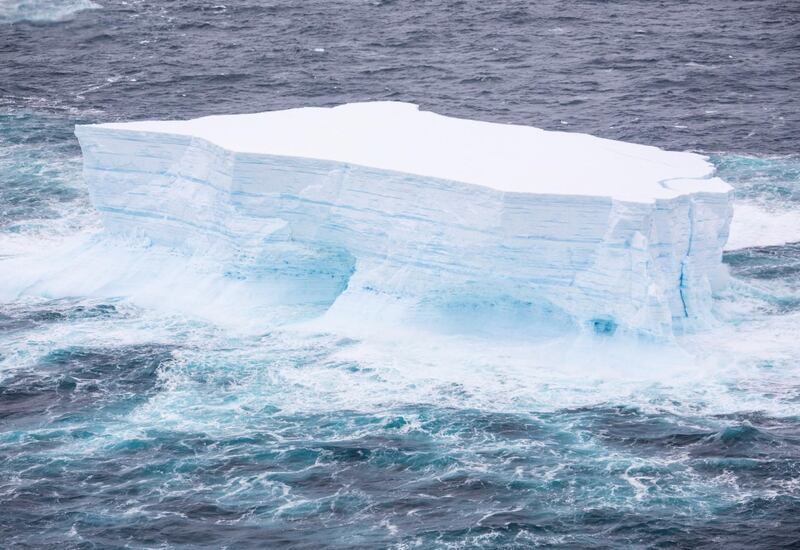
[75,102,733,338]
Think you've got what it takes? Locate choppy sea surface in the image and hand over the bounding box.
[1,1,799,548]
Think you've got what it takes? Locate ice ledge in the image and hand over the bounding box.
[87,101,730,203]
[74,103,734,338]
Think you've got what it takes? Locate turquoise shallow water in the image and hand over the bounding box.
[2,1,800,547]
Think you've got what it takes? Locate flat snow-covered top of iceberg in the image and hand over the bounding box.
[91,102,730,202]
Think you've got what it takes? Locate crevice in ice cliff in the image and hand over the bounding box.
[678,199,695,318]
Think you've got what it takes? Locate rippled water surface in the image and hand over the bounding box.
[1,1,799,548]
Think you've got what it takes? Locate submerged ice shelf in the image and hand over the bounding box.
[75,102,733,337]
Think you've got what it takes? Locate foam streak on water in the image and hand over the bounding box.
[2,1,800,547]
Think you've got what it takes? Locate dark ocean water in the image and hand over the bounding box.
[1,1,800,548]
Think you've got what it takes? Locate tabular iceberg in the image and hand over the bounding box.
[74,102,733,338]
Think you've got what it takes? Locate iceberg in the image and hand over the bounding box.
[0,0,100,24]
[74,102,733,338]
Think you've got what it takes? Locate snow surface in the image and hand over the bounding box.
[75,102,734,338]
[96,102,729,203]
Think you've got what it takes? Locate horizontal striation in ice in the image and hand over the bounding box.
[75,102,733,338]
